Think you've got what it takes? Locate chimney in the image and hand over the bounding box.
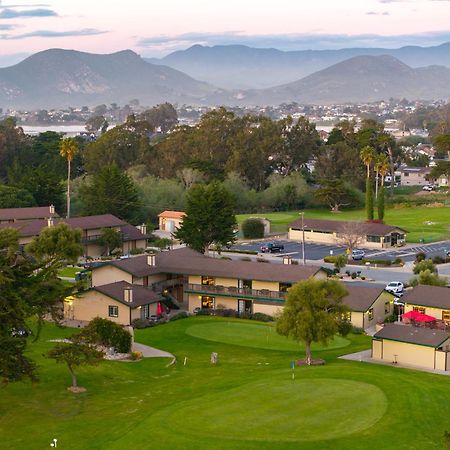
[124,287,133,303]
[137,223,147,235]
[47,217,54,227]
[147,253,156,266]
[49,204,55,215]
[283,255,292,265]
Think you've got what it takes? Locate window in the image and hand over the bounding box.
[368,308,374,321]
[413,306,426,314]
[201,276,215,286]
[385,302,391,314]
[201,296,215,309]
[141,304,150,319]
[404,172,409,177]
[279,282,292,293]
[442,311,450,324]
[238,279,252,289]
[367,235,381,243]
[108,305,118,317]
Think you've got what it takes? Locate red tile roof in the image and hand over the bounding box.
[158,210,186,219]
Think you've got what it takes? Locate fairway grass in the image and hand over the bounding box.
[2,316,450,449]
[186,321,350,351]
[155,379,387,442]
[237,206,450,243]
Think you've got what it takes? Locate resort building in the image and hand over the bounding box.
[0,213,150,258]
[64,281,162,326]
[0,205,58,224]
[288,218,407,249]
[399,167,431,186]
[158,210,186,233]
[372,323,450,371]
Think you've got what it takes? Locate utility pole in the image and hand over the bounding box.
[301,211,306,265]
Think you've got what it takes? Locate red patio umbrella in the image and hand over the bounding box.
[414,313,437,322]
[401,311,422,320]
[156,302,163,316]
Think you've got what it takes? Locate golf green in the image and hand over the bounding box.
[155,378,387,442]
[185,321,350,351]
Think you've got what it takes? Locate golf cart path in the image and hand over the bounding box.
[133,342,174,358]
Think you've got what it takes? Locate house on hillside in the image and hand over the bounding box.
[65,281,163,326]
[288,218,407,249]
[158,210,186,233]
[399,167,431,186]
[372,323,450,371]
[0,214,150,258]
[0,205,58,224]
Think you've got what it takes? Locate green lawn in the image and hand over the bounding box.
[2,316,450,449]
[237,207,450,243]
[57,266,83,279]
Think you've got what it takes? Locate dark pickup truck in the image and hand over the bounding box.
[260,242,285,253]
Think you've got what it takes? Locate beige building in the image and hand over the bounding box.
[0,213,149,258]
[343,286,395,330]
[0,205,58,224]
[403,285,450,324]
[158,210,186,233]
[372,323,450,371]
[399,167,431,186]
[64,281,162,326]
[288,218,407,249]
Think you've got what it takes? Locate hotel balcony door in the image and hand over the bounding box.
[238,299,252,314]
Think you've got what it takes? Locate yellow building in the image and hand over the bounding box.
[288,218,406,249]
[64,281,162,326]
[403,285,450,324]
[372,323,450,371]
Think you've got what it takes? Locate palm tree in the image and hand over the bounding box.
[377,153,390,187]
[360,146,375,178]
[59,137,78,218]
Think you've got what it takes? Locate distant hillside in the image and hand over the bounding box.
[0,49,228,109]
[148,42,450,89]
[239,55,450,105]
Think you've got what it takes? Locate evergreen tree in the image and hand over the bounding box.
[174,182,236,253]
[365,178,374,220]
[377,185,385,221]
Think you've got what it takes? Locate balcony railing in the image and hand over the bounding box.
[151,277,188,292]
[82,233,124,244]
[184,283,286,302]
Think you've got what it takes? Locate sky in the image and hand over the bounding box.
[0,0,449,66]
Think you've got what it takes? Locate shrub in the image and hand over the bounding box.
[81,317,132,353]
[362,258,392,266]
[291,259,299,265]
[324,256,338,263]
[432,255,445,265]
[215,308,237,317]
[241,218,265,239]
[196,309,212,316]
[256,258,270,263]
[415,252,426,262]
[240,256,252,261]
[251,312,274,322]
[393,257,404,265]
[129,248,145,255]
[130,351,143,360]
[132,318,152,329]
[360,276,366,280]
[169,311,189,321]
[352,327,365,335]
[220,256,232,260]
[351,272,357,279]
[413,259,437,275]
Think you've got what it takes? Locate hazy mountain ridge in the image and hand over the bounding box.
[0,49,225,109]
[148,42,450,89]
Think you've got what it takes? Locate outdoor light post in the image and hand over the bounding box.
[300,211,306,265]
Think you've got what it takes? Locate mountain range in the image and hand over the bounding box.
[0,49,226,109]
[1,46,450,109]
[148,42,450,89]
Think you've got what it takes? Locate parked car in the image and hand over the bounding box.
[260,242,285,253]
[351,249,365,261]
[385,281,404,295]
[422,184,434,191]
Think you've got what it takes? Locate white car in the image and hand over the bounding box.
[422,184,434,191]
[385,281,404,295]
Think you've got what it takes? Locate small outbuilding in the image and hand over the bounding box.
[158,210,186,233]
[372,323,450,371]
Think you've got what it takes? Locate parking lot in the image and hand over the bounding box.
[232,239,450,262]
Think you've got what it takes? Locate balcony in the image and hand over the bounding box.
[184,283,286,302]
[82,233,124,244]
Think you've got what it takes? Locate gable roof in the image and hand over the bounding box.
[374,323,449,348]
[343,285,389,312]
[106,247,325,283]
[289,218,407,236]
[404,285,450,310]
[89,281,161,308]
[158,210,186,219]
[0,206,58,221]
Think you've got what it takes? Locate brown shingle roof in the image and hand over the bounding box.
[91,281,161,308]
[0,206,58,221]
[374,323,449,347]
[404,285,450,310]
[289,218,406,236]
[108,247,324,283]
[343,285,388,312]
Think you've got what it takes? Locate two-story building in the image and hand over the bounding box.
[0,213,150,258]
[288,218,407,249]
